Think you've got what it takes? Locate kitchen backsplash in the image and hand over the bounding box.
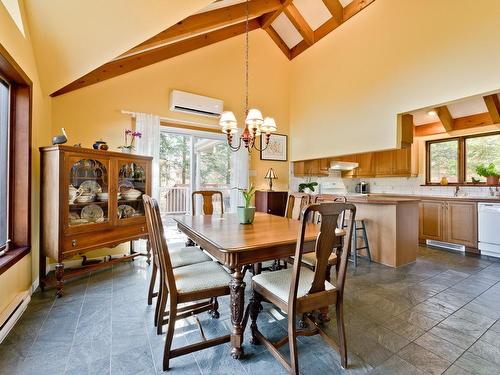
[290,174,500,198]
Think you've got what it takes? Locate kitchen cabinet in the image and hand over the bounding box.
[293,159,329,176]
[419,199,477,249]
[354,153,375,177]
[374,150,395,176]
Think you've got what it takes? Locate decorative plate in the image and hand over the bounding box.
[79,180,102,194]
[81,204,104,222]
[118,179,134,192]
[117,204,135,219]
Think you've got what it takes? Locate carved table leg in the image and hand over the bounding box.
[229,267,246,359]
[146,240,151,265]
[55,263,64,298]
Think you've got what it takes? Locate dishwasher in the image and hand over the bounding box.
[478,202,500,258]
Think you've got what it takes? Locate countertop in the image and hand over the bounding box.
[365,193,500,203]
[345,195,420,205]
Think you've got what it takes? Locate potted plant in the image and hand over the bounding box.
[476,163,500,186]
[236,185,256,224]
[298,176,318,194]
[119,129,142,153]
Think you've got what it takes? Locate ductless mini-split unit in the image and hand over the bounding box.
[170,90,224,118]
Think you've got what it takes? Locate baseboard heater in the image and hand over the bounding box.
[426,240,465,252]
[0,290,31,343]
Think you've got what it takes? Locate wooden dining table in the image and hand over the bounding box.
[173,212,321,359]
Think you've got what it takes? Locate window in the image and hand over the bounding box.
[0,43,31,274]
[426,132,500,184]
[0,78,9,255]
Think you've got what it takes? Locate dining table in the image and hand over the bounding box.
[173,212,322,359]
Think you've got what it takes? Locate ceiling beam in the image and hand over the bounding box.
[414,112,492,137]
[435,105,454,132]
[265,25,291,59]
[260,0,293,29]
[51,20,260,97]
[343,0,376,21]
[120,0,282,59]
[283,3,314,45]
[321,0,343,25]
[483,94,500,125]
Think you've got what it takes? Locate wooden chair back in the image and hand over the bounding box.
[285,192,310,220]
[143,195,178,296]
[192,190,224,215]
[313,194,347,228]
[288,202,356,313]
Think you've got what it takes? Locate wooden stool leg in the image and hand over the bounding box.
[361,221,372,262]
[163,301,177,371]
[352,221,358,267]
[148,262,157,306]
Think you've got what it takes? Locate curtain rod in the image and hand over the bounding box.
[121,110,220,129]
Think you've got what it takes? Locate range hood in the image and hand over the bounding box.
[329,160,359,171]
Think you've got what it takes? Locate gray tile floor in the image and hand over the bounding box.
[1,234,500,374]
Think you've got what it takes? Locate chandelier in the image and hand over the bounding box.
[219,0,277,152]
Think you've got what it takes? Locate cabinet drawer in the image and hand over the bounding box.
[62,224,148,255]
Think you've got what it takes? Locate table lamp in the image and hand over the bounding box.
[265,168,277,191]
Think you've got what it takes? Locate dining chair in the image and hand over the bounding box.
[191,190,224,215]
[143,195,232,371]
[297,195,347,282]
[285,192,310,220]
[249,202,356,374]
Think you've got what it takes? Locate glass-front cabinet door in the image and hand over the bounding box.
[116,159,148,224]
[65,156,112,232]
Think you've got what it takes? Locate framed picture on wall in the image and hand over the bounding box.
[260,133,287,161]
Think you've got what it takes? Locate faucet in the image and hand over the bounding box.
[490,187,495,197]
[454,186,460,197]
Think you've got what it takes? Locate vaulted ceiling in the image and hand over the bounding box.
[51,0,375,96]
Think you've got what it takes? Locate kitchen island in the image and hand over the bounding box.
[345,196,420,267]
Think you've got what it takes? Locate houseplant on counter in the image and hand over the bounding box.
[476,163,500,185]
[298,176,319,194]
[236,185,256,224]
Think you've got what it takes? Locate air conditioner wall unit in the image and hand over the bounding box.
[170,90,224,118]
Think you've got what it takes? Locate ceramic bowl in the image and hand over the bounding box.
[97,192,109,201]
[75,194,95,203]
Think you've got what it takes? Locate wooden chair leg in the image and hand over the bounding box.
[157,286,168,334]
[148,262,157,306]
[288,310,299,375]
[325,263,333,283]
[163,301,178,371]
[208,297,220,319]
[336,300,348,369]
[154,281,164,328]
[249,290,262,345]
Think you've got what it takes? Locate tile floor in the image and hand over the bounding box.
[1,233,500,374]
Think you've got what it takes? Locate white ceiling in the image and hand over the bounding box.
[272,13,304,48]
[411,93,500,126]
[293,0,332,31]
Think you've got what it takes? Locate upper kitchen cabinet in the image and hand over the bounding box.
[293,159,329,176]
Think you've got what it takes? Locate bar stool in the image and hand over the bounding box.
[350,219,372,267]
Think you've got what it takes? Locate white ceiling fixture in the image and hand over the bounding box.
[219,0,277,153]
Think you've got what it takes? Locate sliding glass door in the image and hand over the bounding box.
[159,127,245,218]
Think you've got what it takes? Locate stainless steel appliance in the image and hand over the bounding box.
[355,181,369,194]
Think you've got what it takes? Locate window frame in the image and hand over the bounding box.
[425,131,500,185]
[0,42,32,275]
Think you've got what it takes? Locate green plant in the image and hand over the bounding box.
[476,163,500,178]
[235,184,255,208]
[298,181,318,193]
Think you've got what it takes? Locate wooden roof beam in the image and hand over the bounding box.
[321,0,343,25]
[283,3,314,45]
[264,25,291,59]
[51,20,260,97]
[260,0,294,29]
[343,0,376,21]
[483,94,500,125]
[435,105,454,132]
[414,112,492,137]
[120,0,282,58]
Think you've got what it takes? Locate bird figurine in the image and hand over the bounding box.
[52,128,68,145]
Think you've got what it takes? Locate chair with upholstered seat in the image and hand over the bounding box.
[249,202,356,374]
[143,195,232,371]
[192,190,224,215]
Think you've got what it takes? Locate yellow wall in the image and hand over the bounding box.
[0,0,51,315]
[51,30,291,192]
[24,0,213,94]
[289,0,500,161]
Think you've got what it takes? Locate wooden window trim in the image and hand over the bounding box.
[425,130,500,185]
[0,42,32,274]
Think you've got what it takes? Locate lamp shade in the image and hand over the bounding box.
[245,108,264,129]
[261,117,277,133]
[265,168,277,179]
[219,111,237,132]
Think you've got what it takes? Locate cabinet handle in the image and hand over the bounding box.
[72,239,77,247]
[141,226,145,232]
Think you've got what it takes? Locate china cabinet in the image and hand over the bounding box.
[39,145,153,296]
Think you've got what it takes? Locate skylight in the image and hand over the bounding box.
[1,0,25,37]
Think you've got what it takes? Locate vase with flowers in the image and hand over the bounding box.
[119,129,142,153]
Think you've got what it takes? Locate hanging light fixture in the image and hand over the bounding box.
[219,0,277,152]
